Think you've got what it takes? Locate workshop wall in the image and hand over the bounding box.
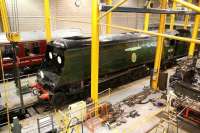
[3,0,160,33]
[55,0,152,34]
[5,0,56,32]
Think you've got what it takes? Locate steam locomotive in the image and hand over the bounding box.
[31,29,190,106]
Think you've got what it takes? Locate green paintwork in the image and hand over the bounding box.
[56,36,187,87]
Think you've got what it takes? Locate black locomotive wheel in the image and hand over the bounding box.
[50,92,66,107]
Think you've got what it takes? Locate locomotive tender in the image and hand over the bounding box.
[31,30,190,106]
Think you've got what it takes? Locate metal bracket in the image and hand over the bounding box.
[6,32,21,42]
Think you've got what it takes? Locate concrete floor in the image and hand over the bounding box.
[0,67,200,133]
[0,76,37,109]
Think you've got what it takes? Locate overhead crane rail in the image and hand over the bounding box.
[101,5,200,15]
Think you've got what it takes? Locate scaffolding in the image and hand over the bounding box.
[91,0,200,109]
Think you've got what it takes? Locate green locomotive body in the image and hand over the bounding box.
[32,32,189,105]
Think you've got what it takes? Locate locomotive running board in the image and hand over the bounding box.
[99,64,148,83]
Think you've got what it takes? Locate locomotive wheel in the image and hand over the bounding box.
[50,92,66,108]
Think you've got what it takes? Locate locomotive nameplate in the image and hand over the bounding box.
[131,53,137,63]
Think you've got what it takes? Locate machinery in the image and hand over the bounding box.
[169,55,200,125]
[31,30,190,106]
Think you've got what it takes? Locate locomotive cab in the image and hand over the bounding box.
[33,37,90,105]
[37,43,65,91]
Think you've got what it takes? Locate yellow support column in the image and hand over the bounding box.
[144,14,150,31]
[0,0,10,32]
[91,0,100,114]
[184,15,190,29]
[151,0,167,91]
[188,1,200,57]
[183,0,192,29]
[170,0,177,31]
[106,0,112,34]
[144,0,152,31]
[44,0,52,42]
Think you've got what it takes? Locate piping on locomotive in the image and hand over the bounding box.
[31,30,190,106]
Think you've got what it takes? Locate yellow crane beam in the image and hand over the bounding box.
[0,0,10,32]
[106,0,112,34]
[44,0,52,42]
[91,0,100,114]
[151,0,168,91]
[170,0,177,31]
